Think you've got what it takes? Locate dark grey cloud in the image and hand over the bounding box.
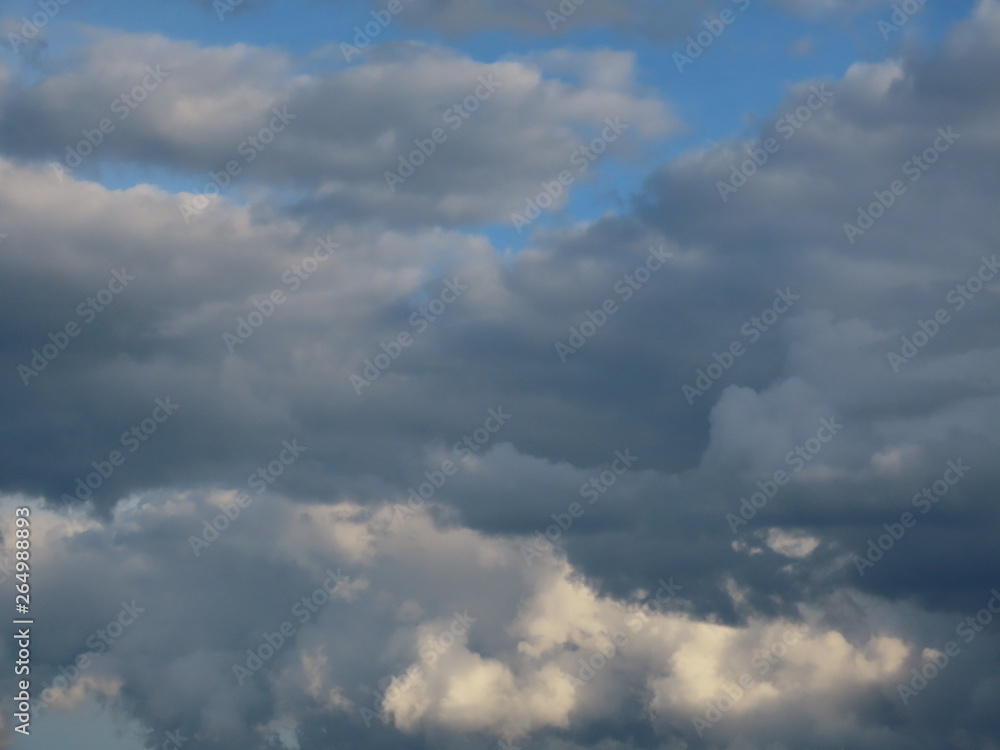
[1,2,999,750]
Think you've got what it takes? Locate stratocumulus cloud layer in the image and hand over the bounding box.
[1,1,999,749]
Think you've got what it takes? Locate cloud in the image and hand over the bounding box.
[0,37,678,227]
[1,2,1000,749]
[0,493,935,749]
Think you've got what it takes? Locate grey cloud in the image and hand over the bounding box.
[1,2,1000,749]
[0,39,678,228]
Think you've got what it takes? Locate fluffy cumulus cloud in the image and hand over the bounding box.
[0,0,999,749]
[0,37,676,227]
[0,493,927,749]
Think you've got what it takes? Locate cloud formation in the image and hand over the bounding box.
[0,1,999,749]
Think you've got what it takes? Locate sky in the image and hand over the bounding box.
[0,0,999,749]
